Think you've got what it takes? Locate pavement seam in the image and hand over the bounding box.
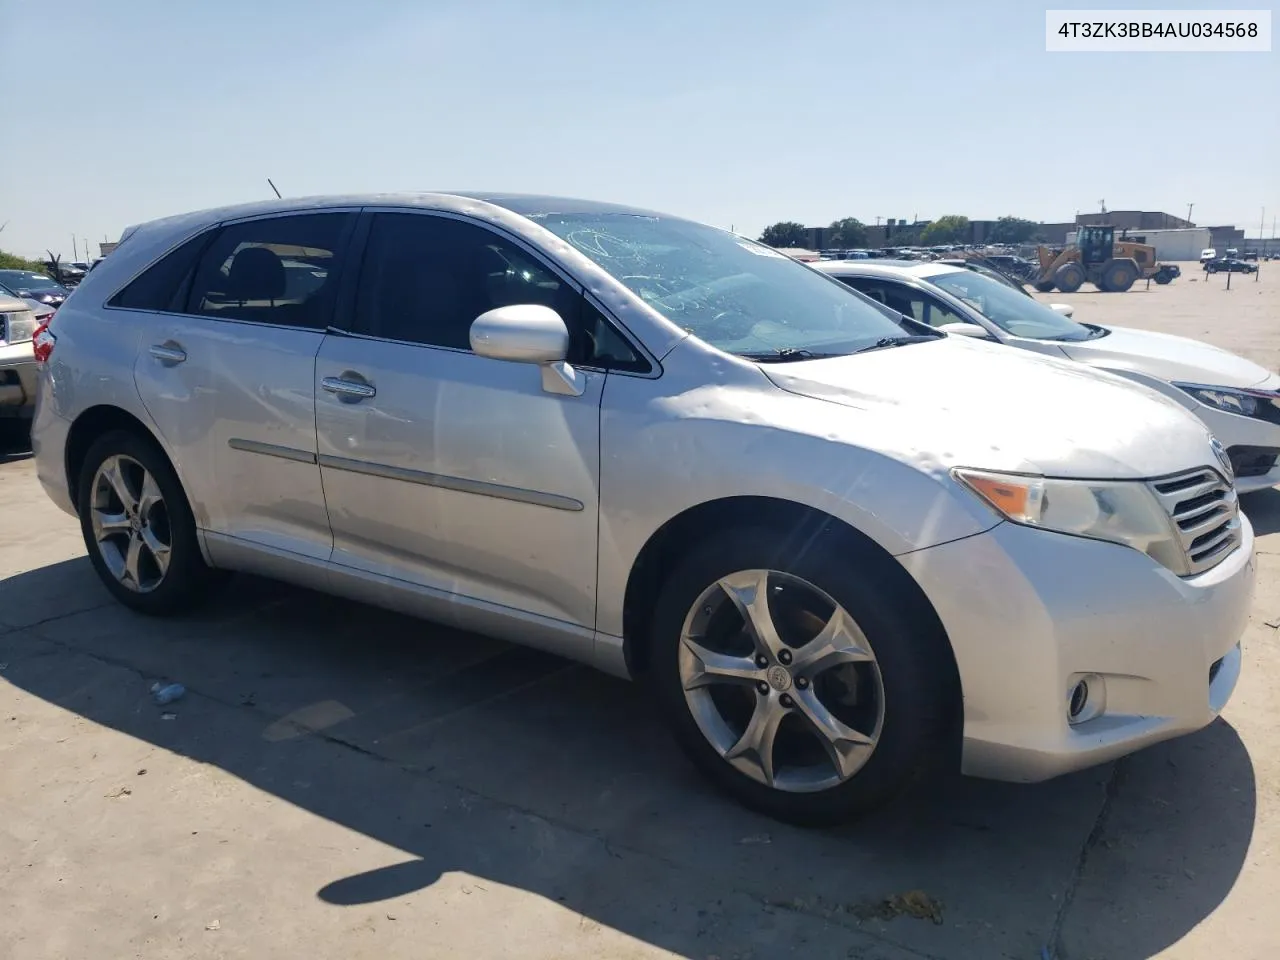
[1045,758,1126,959]
[22,624,950,960]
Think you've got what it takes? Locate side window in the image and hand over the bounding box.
[838,277,884,302]
[107,232,211,311]
[846,279,965,329]
[184,213,353,329]
[912,291,967,328]
[356,213,648,370]
[580,300,650,373]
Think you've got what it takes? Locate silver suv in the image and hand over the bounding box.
[32,194,1253,824]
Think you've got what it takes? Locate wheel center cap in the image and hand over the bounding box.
[766,665,792,692]
[130,515,142,533]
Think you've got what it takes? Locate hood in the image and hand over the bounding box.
[761,336,1218,480]
[22,298,55,319]
[1058,325,1272,388]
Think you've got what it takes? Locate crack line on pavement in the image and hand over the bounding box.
[1046,758,1126,959]
[20,624,942,959]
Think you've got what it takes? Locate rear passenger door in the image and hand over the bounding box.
[129,210,357,561]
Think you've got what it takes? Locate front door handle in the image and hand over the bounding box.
[322,376,376,402]
[149,342,187,365]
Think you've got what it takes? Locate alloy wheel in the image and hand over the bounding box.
[678,569,886,793]
[89,454,172,593]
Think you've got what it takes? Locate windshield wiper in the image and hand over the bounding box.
[852,335,938,354]
[739,347,845,363]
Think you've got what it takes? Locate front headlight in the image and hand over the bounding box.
[2,310,37,344]
[1174,382,1277,418]
[954,468,1187,574]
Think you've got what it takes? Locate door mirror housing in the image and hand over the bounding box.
[470,304,569,363]
[469,304,584,397]
[937,321,994,339]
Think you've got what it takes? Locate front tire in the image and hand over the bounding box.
[648,527,954,826]
[77,429,219,615]
[1054,262,1085,293]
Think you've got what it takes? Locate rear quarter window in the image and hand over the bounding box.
[107,232,214,312]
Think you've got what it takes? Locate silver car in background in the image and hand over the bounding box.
[32,194,1253,824]
[816,260,1280,492]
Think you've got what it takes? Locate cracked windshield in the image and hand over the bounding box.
[532,213,918,358]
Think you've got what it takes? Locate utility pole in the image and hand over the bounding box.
[71,234,78,261]
[267,178,282,199]
[1186,202,1194,225]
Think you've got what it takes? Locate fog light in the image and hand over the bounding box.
[1067,674,1105,725]
[1069,680,1089,719]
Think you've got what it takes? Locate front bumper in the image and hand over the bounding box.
[1190,402,1280,493]
[901,515,1254,782]
[0,343,37,419]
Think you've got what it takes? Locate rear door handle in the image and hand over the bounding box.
[322,376,376,401]
[149,342,187,365]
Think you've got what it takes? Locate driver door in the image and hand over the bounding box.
[313,211,611,629]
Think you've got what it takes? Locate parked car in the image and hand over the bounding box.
[1200,248,1217,263]
[817,259,1280,491]
[32,193,1251,824]
[0,280,58,324]
[1205,258,1258,275]
[1242,251,1259,261]
[933,257,1075,316]
[0,270,71,307]
[0,292,39,436]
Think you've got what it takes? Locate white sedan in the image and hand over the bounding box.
[817,259,1280,492]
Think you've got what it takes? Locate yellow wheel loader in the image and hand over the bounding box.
[1032,225,1178,293]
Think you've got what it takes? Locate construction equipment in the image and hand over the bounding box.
[1032,225,1179,293]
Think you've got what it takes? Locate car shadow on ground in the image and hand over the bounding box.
[0,425,32,464]
[0,556,1257,960]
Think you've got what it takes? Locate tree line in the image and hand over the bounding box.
[757,215,1045,249]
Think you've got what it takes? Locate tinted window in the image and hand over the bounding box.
[108,232,211,311]
[836,277,965,328]
[185,213,352,328]
[356,213,646,370]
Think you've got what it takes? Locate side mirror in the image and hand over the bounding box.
[1049,303,1075,317]
[469,304,584,397]
[937,321,993,339]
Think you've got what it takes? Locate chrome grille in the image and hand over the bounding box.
[1149,468,1241,576]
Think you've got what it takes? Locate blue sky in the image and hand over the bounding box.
[3,0,1276,258]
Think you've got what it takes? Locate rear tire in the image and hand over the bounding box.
[77,429,220,615]
[647,526,954,826]
[1154,270,1173,285]
[1034,280,1055,293]
[1099,260,1138,293]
